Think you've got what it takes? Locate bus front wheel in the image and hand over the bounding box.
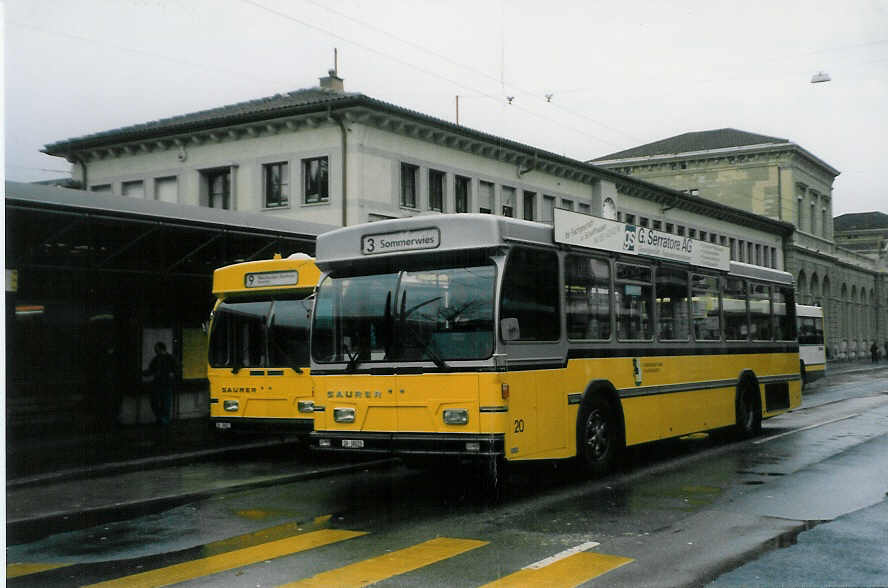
[577,396,620,476]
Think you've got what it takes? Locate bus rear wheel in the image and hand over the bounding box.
[735,381,762,438]
[577,396,620,476]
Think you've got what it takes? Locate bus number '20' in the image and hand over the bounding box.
[513,419,526,433]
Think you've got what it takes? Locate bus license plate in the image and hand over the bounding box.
[216,422,231,430]
[342,439,364,448]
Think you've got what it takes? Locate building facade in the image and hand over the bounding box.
[44,74,791,272]
[593,129,887,359]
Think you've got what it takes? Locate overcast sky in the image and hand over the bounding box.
[4,0,887,215]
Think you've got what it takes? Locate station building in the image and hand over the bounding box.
[24,72,794,430]
[592,129,887,360]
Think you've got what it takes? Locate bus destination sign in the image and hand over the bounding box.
[361,228,440,255]
[244,270,300,288]
[554,208,730,271]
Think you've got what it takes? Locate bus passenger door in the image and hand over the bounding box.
[505,368,565,460]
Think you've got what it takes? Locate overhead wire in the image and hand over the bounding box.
[238,0,628,149]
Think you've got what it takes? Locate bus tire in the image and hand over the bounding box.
[800,360,807,390]
[735,379,762,438]
[577,396,621,476]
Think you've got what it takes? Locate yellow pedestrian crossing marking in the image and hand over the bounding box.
[7,562,71,578]
[280,537,489,587]
[84,529,366,588]
[481,551,633,587]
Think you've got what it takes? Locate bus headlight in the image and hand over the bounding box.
[298,400,315,413]
[333,407,355,423]
[443,409,469,425]
[223,400,239,412]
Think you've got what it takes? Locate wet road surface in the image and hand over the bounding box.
[7,367,888,587]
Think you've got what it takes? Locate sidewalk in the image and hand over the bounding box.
[711,497,888,587]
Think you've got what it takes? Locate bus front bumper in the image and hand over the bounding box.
[309,431,505,459]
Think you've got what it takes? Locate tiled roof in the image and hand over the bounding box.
[834,211,888,231]
[592,128,790,161]
[44,87,359,153]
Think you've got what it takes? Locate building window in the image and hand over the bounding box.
[204,169,231,209]
[428,169,445,211]
[122,180,144,198]
[263,162,289,208]
[579,203,590,215]
[810,202,816,233]
[729,238,736,260]
[625,213,636,225]
[523,191,536,221]
[748,242,754,264]
[720,236,727,247]
[640,217,649,228]
[542,195,555,222]
[303,157,328,204]
[738,240,745,262]
[155,176,178,203]
[688,228,697,239]
[91,184,111,195]
[455,175,470,213]
[652,220,662,231]
[479,181,494,214]
[561,198,574,211]
[699,231,707,241]
[665,223,674,234]
[502,186,515,217]
[676,225,685,236]
[400,163,418,208]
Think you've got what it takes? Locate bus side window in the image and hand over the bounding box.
[773,286,796,341]
[749,283,772,341]
[615,263,653,340]
[656,266,689,341]
[692,273,721,341]
[723,277,749,341]
[565,254,611,341]
[501,248,560,341]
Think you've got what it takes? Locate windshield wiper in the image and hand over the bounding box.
[344,342,362,372]
[397,291,449,369]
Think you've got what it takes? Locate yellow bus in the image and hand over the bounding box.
[208,253,320,435]
[797,304,826,388]
[306,211,801,479]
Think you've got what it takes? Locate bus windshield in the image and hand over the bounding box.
[312,263,496,364]
[209,295,313,370]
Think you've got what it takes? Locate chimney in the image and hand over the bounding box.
[320,69,344,93]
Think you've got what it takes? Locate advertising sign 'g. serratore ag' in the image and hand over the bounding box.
[554,209,730,271]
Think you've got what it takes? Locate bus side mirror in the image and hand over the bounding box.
[501,318,520,341]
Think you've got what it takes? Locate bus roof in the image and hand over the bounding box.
[316,213,794,285]
[315,214,553,268]
[212,254,320,296]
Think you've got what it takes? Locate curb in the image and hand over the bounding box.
[6,457,397,545]
[6,436,305,491]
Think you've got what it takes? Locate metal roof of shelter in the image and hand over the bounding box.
[5,181,335,279]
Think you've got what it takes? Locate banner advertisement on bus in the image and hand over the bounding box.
[554,208,730,271]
